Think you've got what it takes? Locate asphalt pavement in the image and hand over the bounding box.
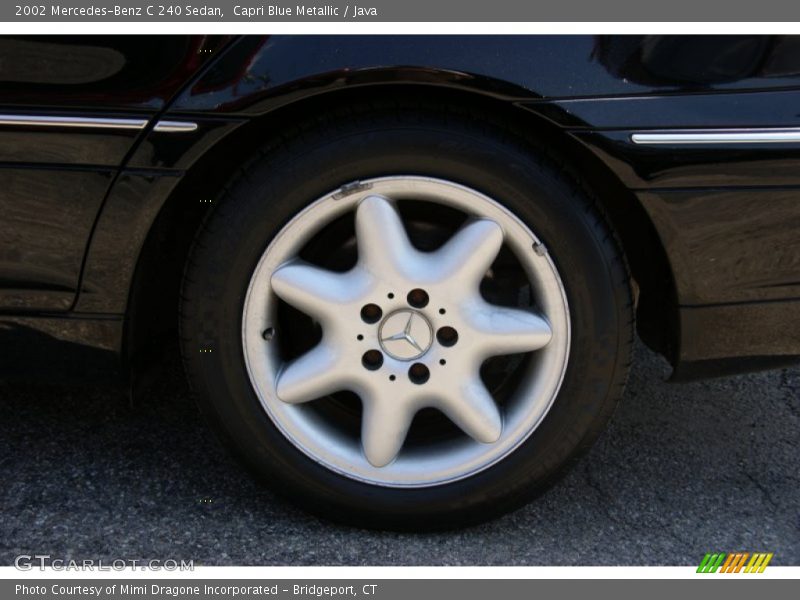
[1,342,798,566]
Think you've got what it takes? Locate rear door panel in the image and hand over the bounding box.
[0,35,229,311]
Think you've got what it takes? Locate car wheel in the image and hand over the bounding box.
[180,104,633,529]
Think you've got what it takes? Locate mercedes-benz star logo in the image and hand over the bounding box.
[378,309,434,361]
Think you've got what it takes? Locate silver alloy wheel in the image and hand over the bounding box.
[242,177,570,487]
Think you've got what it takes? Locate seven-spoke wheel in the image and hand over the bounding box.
[242,178,570,486]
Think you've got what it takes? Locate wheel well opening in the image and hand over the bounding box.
[126,84,679,384]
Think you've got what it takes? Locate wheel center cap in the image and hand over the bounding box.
[378,309,433,361]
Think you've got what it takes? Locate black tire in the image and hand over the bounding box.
[180,103,633,529]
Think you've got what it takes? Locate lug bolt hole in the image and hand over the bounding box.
[408,363,430,385]
[439,308,446,315]
[437,326,459,347]
[262,327,275,341]
[407,288,429,309]
[357,334,364,341]
[387,293,395,299]
[362,350,384,371]
[439,359,446,366]
[360,303,382,324]
[389,375,396,381]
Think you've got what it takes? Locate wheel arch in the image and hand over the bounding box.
[125,84,680,380]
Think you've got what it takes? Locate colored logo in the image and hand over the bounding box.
[697,552,774,573]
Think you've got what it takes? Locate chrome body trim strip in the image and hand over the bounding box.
[153,120,199,133]
[0,115,148,130]
[0,115,199,133]
[631,129,800,145]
